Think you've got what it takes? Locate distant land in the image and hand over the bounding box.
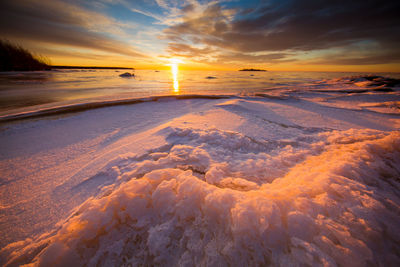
[0,40,135,72]
[52,66,134,70]
[0,40,50,71]
[239,68,267,72]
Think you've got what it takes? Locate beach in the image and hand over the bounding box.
[0,70,400,266]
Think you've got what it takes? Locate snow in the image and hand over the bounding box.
[0,75,400,266]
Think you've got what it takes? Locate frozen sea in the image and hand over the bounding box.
[0,69,400,266]
[1,69,398,118]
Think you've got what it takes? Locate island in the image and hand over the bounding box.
[239,68,267,71]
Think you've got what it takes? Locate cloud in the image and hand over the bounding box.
[310,49,400,66]
[229,0,400,52]
[130,7,164,22]
[2,0,398,68]
[166,42,293,66]
[217,52,294,64]
[167,43,216,56]
[0,0,145,58]
[164,3,232,36]
[163,0,400,65]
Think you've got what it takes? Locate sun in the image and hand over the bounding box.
[169,58,183,65]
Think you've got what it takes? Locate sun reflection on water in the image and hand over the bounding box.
[172,63,179,92]
[169,59,181,93]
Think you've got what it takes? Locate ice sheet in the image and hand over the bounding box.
[1,75,400,266]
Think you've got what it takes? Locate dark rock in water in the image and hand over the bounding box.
[250,74,254,76]
[119,72,134,78]
[206,76,217,79]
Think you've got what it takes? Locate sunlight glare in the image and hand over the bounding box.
[169,58,182,93]
[172,63,179,92]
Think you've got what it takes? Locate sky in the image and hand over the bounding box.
[0,0,399,71]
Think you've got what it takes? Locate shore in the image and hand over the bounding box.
[0,75,400,266]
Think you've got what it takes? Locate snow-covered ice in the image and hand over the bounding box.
[0,75,399,266]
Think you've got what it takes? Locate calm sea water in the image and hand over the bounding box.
[0,69,398,115]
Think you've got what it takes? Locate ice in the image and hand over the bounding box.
[1,128,399,266]
[1,75,400,266]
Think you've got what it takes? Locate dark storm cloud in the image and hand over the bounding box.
[0,0,145,58]
[229,0,400,52]
[165,0,400,64]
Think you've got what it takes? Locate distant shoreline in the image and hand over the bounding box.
[52,66,134,70]
[239,68,267,72]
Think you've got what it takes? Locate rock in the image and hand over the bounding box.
[119,72,134,78]
[206,76,217,79]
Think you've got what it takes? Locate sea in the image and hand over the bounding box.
[1,69,399,117]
